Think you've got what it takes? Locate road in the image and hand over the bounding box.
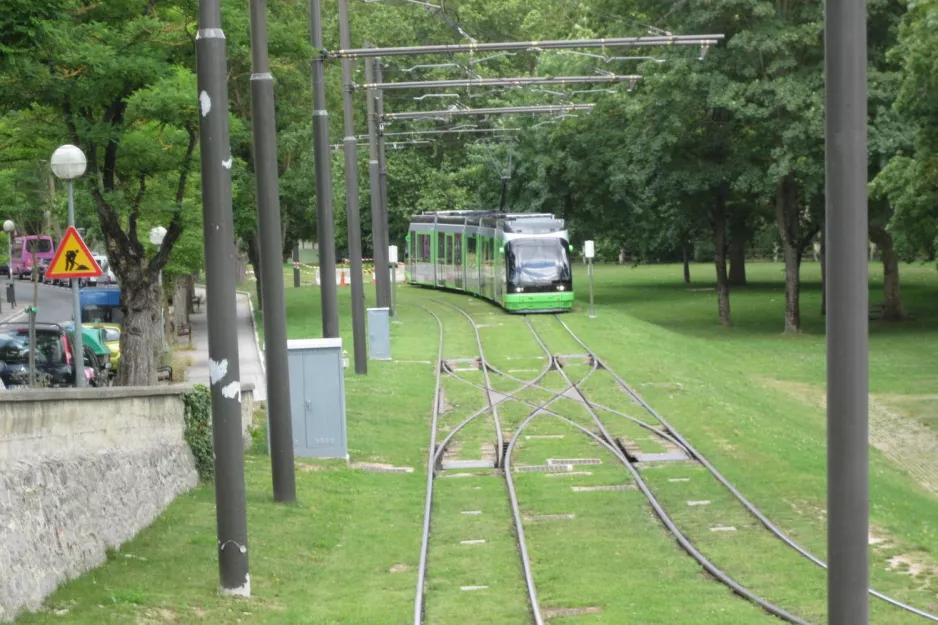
[0,279,77,324]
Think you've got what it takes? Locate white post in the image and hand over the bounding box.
[388,245,398,320]
[584,240,595,319]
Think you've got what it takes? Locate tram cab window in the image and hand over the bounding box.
[505,238,572,286]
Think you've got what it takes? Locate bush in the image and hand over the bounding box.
[182,384,214,482]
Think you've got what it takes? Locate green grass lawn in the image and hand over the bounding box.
[15,260,938,623]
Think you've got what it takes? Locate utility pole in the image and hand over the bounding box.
[364,45,390,309]
[195,0,250,597]
[825,0,869,622]
[337,0,367,374]
[308,0,340,337]
[376,55,390,308]
[248,0,297,503]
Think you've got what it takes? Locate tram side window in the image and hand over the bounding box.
[454,233,462,267]
[467,235,477,269]
[438,233,445,265]
[415,233,429,262]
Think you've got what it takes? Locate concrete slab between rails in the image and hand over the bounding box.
[634,451,689,463]
[441,459,496,470]
[561,388,585,402]
[488,390,510,405]
[572,484,635,492]
[547,458,602,465]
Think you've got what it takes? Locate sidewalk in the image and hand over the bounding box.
[187,287,267,402]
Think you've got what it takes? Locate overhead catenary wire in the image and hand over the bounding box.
[325,34,724,58]
[356,73,642,90]
[382,103,594,121]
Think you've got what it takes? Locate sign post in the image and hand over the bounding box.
[584,240,595,318]
[45,225,103,387]
[388,245,398,321]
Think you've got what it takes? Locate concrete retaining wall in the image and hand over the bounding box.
[0,383,255,622]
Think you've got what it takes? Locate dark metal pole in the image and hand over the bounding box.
[195,0,250,596]
[364,46,390,309]
[825,0,869,622]
[29,247,37,387]
[376,55,391,306]
[337,0,367,374]
[249,0,297,504]
[292,244,301,288]
[67,181,86,387]
[329,34,725,59]
[309,0,339,337]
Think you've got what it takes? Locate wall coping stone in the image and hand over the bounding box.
[0,381,255,402]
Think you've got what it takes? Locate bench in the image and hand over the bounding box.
[156,366,173,382]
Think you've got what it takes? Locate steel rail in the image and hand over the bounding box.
[482,360,691,454]
[411,303,445,625]
[550,314,938,622]
[524,317,813,625]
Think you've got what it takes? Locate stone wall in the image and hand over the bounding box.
[0,383,256,622]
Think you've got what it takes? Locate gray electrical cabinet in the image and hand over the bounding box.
[367,307,391,361]
[277,338,348,460]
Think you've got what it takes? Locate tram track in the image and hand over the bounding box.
[418,297,807,624]
[537,312,938,623]
[412,296,938,623]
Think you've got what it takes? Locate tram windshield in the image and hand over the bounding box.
[505,238,571,287]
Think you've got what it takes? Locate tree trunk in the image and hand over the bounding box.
[712,196,732,326]
[186,273,197,314]
[728,236,747,286]
[682,240,691,284]
[775,175,803,333]
[116,277,162,386]
[172,277,189,339]
[819,229,827,316]
[869,226,906,321]
[782,244,802,332]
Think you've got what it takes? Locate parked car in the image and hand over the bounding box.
[62,323,114,383]
[0,322,98,388]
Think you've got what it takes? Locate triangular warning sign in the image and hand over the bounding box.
[45,226,103,279]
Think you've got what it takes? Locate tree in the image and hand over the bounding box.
[1,0,205,384]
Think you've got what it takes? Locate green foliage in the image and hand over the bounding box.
[182,384,214,482]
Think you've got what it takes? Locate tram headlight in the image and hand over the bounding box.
[557,285,565,291]
[516,286,524,293]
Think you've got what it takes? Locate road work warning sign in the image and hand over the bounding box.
[45,226,103,279]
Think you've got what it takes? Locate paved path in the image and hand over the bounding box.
[187,288,267,402]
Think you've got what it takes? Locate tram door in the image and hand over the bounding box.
[444,233,454,286]
[454,233,464,289]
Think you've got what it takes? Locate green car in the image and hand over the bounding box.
[63,323,114,384]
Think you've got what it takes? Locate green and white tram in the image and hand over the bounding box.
[405,210,575,313]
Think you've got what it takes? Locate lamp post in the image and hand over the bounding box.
[150,226,168,350]
[51,144,87,388]
[3,220,13,283]
[584,240,595,318]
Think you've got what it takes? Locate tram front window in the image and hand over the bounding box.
[506,238,571,291]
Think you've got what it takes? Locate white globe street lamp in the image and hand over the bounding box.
[50,144,87,180]
[3,220,13,282]
[51,143,88,388]
[150,226,167,246]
